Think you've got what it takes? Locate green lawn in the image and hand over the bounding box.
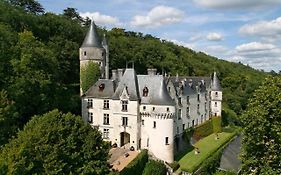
[178,132,236,173]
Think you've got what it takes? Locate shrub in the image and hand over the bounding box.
[170,161,180,171]
[212,117,222,133]
[142,160,166,175]
[120,150,148,175]
[193,117,222,139]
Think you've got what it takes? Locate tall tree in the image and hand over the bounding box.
[0,90,19,146]
[0,109,110,174]
[8,0,44,14]
[240,76,281,174]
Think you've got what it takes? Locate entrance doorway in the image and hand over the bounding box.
[120,132,130,146]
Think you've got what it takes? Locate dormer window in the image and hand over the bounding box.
[167,107,169,112]
[143,87,149,97]
[84,51,87,56]
[99,83,105,91]
[215,92,218,97]
[197,94,200,101]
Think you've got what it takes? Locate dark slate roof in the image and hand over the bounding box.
[219,135,242,173]
[138,75,175,106]
[168,76,211,95]
[112,69,140,101]
[84,79,116,98]
[81,20,103,48]
[211,72,222,91]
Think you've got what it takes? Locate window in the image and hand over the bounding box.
[201,115,203,123]
[215,113,217,117]
[122,100,128,111]
[215,92,218,97]
[192,120,195,127]
[152,107,155,111]
[177,127,179,134]
[103,114,109,125]
[142,119,144,125]
[122,117,128,126]
[197,104,200,113]
[205,102,207,110]
[167,107,170,112]
[153,121,156,128]
[187,96,190,104]
[215,102,217,107]
[103,100,109,109]
[143,106,146,111]
[197,94,200,101]
[83,51,87,56]
[187,122,190,128]
[88,112,93,123]
[196,119,198,125]
[178,109,182,120]
[103,129,109,139]
[165,137,169,145]
[186,107,190,118]
[205,93,207,100]
[87,99,93,108]
[178,97,182,105]
[183,124,185,131]
[168,87,171,92]
[143,87,149,97]
[99,83,105,91]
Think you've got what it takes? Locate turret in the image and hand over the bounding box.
[102,34,109,79]
[79,20,105,94]
[210,72,222,117]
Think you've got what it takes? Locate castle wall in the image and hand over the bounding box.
[140,104,175,163]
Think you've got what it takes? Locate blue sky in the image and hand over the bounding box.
[38,0,281,72]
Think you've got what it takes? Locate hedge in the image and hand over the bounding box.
[194,117,222,139]
[169,161,180,172]
[142,160,166,175]
[120,149,148,175]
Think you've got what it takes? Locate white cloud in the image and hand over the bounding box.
[131,5,184,27]
[80,12,119,26]
[236,42,276,52]
[239,17,281,39]
[234,42,281,71]
[207,33,223,41]
[194,0,281,9]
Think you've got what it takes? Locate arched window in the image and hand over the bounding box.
[143,87,149,97]
[99,83,105,91]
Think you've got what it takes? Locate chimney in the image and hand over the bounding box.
[112,69,117,81]
[147,68,157,76]
[118,69,124,80]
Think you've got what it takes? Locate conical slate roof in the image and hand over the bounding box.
[211,72,222,91]
[81,20,102,48]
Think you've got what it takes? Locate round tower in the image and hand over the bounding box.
[210,72,222,117]
[79,20,105,94]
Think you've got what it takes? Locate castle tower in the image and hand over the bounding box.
[210,72,222,117]
[102,34,109,79]
[79,20,106,94]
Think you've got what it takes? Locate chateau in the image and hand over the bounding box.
[80,21,222,163]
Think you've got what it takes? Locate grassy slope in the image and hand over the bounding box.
[178,132,236,173]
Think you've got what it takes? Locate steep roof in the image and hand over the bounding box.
[81,20,102,48]
[168,76,211,95]
[138,75,175,106]
[84,79,116,98]
[211,72,222,91]
[112,69,140,101]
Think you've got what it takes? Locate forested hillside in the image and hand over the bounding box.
[0,0,268,145]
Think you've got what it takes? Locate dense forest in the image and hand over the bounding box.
[0,0,271,145]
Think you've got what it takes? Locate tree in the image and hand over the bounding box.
[8,0,44,14]
[0,109,110,174]
[142,160,166,175]
[240,76,281,174]
[63,7,83,24]
[0,90,19,146]
[80,61,101,93]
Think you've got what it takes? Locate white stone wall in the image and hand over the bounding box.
[140,104,175,163]
[111,100,140,150]
[210,91,222,116]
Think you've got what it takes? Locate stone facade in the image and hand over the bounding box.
[80,21,222,163]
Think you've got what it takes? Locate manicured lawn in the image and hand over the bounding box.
[178,132,236,173]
